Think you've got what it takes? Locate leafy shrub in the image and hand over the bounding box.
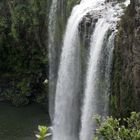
[35,125,51,140]
[94,112,140,140]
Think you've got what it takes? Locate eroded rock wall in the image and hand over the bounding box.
[111,0,140,117]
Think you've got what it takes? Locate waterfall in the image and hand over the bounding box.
[80,19,110,140]
[52,1,107,140]
[80,1,130,140]
[80,20,117,140]
[48,0,58,121]
[51,0,130,140]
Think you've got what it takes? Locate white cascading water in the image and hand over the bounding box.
[52,0,130,140]
[80,19,110,140]
[48,0,58,121]
[80,1,130,140]
[52,1,106,140]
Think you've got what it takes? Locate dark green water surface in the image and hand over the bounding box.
[0,102,49,140]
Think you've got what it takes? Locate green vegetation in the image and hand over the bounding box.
[94,112,140,140]
[0,0,80,107]
[36,126,50,140]
[0,0,48,106]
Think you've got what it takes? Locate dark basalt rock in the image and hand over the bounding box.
[111,0,140,117]
[78,11,102,49]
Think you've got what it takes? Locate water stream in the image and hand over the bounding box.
[50,0,130,140]
[48,0,58,121]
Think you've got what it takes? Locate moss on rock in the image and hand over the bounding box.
[110,1,139,117]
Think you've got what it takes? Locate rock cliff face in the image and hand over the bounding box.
[111,0,140,117]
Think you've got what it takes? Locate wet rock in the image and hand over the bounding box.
[78,12,101,49]
[111,0,140,117]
